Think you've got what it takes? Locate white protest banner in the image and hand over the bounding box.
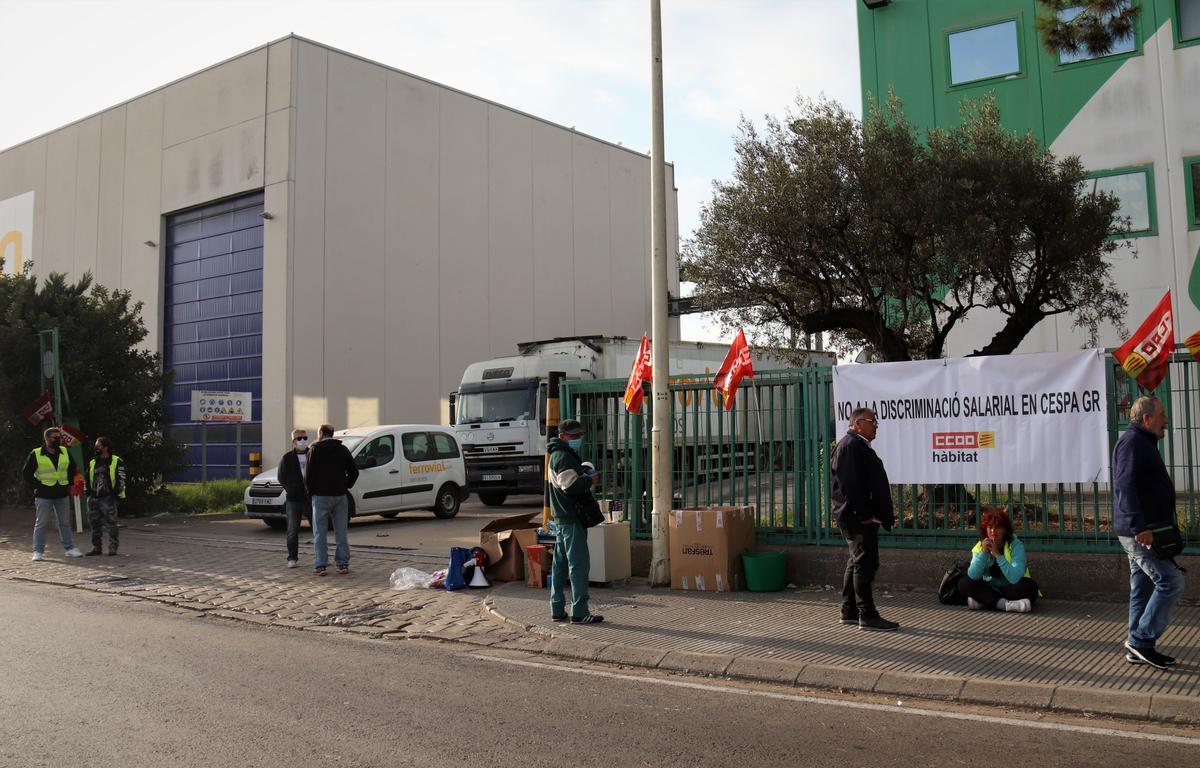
[832,350,1108,484]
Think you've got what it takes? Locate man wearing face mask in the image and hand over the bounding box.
[22,427,84,561]
[277,428,313,569]
[546,419,603,624]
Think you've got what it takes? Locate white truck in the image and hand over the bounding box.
[451,335,822,506]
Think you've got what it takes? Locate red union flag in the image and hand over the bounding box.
[1186,329,1200,362]
[20,392,55,426]
[623,334,653,412]
[58,423,86,448]
[1113,291,1174,391]
[714,328,755,411]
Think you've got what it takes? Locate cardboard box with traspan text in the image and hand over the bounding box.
[668,506,755,592]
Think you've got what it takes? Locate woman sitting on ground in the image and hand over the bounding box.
[956,507,1039,613]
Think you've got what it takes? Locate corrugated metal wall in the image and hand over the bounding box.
[164,191,264,481]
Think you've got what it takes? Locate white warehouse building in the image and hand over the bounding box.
[0,35,681,478]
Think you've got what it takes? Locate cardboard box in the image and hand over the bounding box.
[525,544,550,588]
[480,511,541,582]
[668,506,755,592]
[587,521,631,583]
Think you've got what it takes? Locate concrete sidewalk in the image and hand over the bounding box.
[488,579,1200,723]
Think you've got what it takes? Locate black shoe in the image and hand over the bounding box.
[84,548,103,556]
[840,614,859,626]
[859,615,900,632]
[551,615,569,623]
[571,614,604,624]
[1125,642,1172,670]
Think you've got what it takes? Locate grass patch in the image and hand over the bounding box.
[123,479,249,518]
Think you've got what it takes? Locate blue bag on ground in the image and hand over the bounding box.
[445,546,470,591]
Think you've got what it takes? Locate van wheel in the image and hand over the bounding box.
[380,511,400,519]
[263,518,286,530]
[478,492,507,507]
[433,484,462,519]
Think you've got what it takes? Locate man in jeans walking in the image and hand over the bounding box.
[22,426,84,561]
[1113,396,1185,670]
[304,424,358,576]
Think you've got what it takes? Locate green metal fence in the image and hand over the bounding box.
[561,347,1200,553]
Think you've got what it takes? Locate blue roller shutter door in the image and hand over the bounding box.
[163,192,264,481]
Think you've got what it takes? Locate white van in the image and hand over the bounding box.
[243,424,468,529]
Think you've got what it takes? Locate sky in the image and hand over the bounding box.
[0,0,863,343]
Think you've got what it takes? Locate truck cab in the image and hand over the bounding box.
[453,342,599,505]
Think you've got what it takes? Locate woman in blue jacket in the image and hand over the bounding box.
[956,507,1039,613]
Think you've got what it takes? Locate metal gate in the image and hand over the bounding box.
[561,350,1200,553]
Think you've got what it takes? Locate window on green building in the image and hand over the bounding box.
[1181,0,1200,42]
[1085,168,1153,235]
[1186,158,1200,229]
[1058,3,1137,62]
[948,20,1020,85]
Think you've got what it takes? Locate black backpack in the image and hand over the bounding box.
[938,562,969,605]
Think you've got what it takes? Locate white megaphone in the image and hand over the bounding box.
[468,565,490,588]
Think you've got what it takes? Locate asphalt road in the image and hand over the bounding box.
[3,580,1198,768]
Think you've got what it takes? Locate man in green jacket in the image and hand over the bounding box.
[547,419,603,624]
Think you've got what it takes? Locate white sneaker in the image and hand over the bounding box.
[1004,598,1032,613]
[966,597,983,610]
[31,552,44,562]
[287,560,298,569]
[64,547,83,558]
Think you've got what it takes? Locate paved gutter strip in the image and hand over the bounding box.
[959,678,1055,709]
[657,650,735,676]
[1050,686,1152,719]
[725,657,806,685]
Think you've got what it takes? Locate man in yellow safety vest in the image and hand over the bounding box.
[21,427,83,561]
[86,436,127,556]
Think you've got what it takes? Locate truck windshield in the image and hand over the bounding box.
[457,388,534,424]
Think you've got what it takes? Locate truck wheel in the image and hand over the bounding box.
[478,492,507,507]
[434,484,462,519]
[263,518,286,530]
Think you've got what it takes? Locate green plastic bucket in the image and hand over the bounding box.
[742,550,786,592]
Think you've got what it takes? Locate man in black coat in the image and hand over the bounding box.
[304,424,359,576]
[277,427,312,569]
[831,407,898,632]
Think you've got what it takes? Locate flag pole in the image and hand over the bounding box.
[648,0,671,587]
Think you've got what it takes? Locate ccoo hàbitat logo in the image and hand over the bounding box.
[931,431,994,463]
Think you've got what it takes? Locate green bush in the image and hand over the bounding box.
[122,480,249,518]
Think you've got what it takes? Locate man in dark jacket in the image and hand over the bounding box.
[831,408,898,632]
[547,419,603,624]
[22,426,83,561]
[277,427,312,569]
[304,424,359,576]
[1112,396,1184,670]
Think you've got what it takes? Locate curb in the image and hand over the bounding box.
[481,602,1185,726]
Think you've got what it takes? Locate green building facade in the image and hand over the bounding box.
[858,0,1200,353]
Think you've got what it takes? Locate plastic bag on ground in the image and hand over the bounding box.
[389,566,433,591]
